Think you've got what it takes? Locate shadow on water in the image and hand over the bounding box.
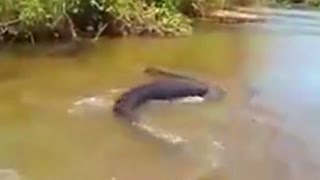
[0,8,320,180]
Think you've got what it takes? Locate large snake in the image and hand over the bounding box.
[112,67,226,145]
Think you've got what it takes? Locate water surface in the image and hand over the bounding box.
[0,9,320,180]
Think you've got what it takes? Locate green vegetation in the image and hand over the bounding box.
[1,0,318,44]
[0,0,220,43]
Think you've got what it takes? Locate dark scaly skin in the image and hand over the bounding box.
[113,78,208,123]
[143,66,226,102]
[143,66,198,81]
[113,67,225,123]
[112,67,226,144]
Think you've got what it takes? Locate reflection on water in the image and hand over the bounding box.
[245,31,320,179]
[0,9,320,180]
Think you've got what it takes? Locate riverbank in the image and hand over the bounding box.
[0,0,268,44]
[0,0,317,44]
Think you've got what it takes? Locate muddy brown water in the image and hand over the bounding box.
[0,8,320,180]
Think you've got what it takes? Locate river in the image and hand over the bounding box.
[0,8,320,180]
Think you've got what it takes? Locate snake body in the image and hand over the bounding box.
[112,67,225,144]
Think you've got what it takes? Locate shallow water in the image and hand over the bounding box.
[0,8,320,180]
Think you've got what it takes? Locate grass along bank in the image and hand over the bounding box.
[0,0,261,44]
[0,0,318,44]
[0,0,195,44]
[0,0,269,44]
